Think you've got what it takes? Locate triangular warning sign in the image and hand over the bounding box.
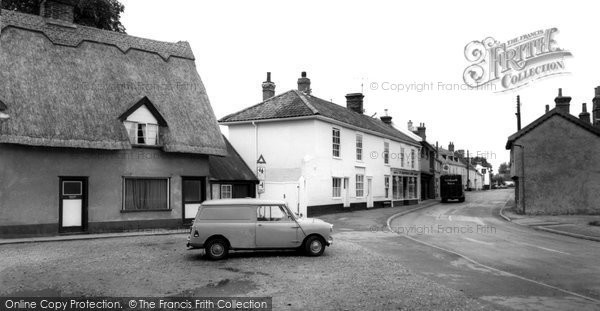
[257,154,266,164]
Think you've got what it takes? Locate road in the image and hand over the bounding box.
[2,189,598,310]
[387,189,600,310]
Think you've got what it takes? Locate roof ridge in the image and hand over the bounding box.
[293,90,319,115]
[506,108,600,149]
[219,90,298,122]
[0,9,194,61]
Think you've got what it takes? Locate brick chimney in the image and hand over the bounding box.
[40,0,75,23]
[380,109,392,125]
[579,103,591,124]
[448,142,454,152]
[593,86,600,127]
[545,104,550,113]
[262,72,275,101]
[297,72,311,94]
[345,93,364,114]
[414,123,426,140]
[554,88,571,114]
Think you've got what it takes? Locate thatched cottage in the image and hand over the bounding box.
[0,1,248,236]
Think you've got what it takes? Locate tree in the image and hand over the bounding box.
[1,0,126,33]
[498,162,510,175]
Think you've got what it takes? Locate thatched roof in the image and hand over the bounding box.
[0,9,226,155]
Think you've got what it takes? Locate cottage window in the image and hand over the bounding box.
[124,121,159,146]
[123,178,169,211]
[220,184,232,199]
[411,150,416,168]
[384,142,389,164]
[332,177,342,198]
[356,134,363,161]
[355,174,364,197]
[332,128,341,157]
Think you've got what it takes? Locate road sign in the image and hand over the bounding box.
[257,154,266,194]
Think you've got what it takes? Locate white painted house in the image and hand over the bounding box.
[219,72,422,217]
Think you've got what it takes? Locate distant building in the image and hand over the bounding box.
[0,2,230,236]
[220,72,422,217]
[409,121,440,200]
[506,88,600,214]
[438,144,483,191]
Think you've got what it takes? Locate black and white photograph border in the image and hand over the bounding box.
[0,1,599,310]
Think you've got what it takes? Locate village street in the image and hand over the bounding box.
[1,190,599,310]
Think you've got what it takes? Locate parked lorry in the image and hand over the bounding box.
[440,175,465,203]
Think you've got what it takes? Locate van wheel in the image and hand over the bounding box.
[205,238,228,260]
[304,236,325,257]
[459,197,465,203]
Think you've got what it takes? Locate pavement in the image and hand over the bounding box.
[0,228,189,245]
[500,203,600,242]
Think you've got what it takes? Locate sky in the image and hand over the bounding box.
[121,0,600,171]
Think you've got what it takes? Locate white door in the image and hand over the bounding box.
[342,178,350,208]
[60,178,87,233]
[366,177,373,208]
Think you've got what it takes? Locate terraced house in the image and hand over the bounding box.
[219,72,422,217]
[0,1,255,236]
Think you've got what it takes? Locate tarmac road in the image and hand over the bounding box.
[387,189,600,310]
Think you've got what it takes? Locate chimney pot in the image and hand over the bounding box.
[545,104,550,113]
[579,103,591,123]
[593,86,600,127]
[415,123,426,140]
[554,88,571,114]
[297,72,311,94]
[345,93,364,114]
[262,72,276,101]
[40,0,75,23]
[380,115,393,125]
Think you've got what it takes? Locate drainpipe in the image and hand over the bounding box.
[252,121,259,198]
[513,144,525,213]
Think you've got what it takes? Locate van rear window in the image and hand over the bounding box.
[198,206,253,220]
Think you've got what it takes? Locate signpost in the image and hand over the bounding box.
[257,155,266,194]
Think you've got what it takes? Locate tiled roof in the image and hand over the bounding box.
[220,90,420,145]
[209,136,258,182]
[506,108,600,149]
[0,9,194,60]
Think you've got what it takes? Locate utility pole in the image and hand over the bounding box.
[516,95,522,131]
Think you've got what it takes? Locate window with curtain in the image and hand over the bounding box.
[220,184,232,199]
[124,178,169,210]
[124,121,159,146]
[384,142,389,164]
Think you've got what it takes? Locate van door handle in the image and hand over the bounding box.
[291,226,300,228]
[258,224,263,227]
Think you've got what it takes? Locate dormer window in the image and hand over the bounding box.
[124,121,159,145]
[119,97,167,147]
